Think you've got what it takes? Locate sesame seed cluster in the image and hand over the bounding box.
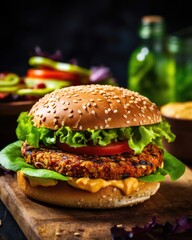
[29,85,162,130]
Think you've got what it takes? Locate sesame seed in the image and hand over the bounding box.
[55,232,62,236]
[113,109,118,113]
[116,224,123,228]
[74,232,81,237]
[54,125,59,130]
[78,110,82,114]
[149,106,155,111]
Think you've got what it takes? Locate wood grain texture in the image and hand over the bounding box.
[0,167,192,240]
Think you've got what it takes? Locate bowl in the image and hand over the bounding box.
[161,102,192,165]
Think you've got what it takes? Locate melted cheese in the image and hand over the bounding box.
[25,175,58,187]
[68,177,142,195]
[24,173,142,196]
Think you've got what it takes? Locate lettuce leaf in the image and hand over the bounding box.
[0,141,185,183]
[16,112,175,154]
[0,141,32,172]
[139,151,185,182]
[0,141,68,181]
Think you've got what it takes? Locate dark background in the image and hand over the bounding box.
[1,2,192,239]
[1,0,192,88]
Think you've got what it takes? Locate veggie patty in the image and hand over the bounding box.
[21,142,163,180]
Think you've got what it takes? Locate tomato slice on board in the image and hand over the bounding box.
[56,140,133,156]
[27,69,80,81]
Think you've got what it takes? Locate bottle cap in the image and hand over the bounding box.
[139,15,166,39]
[142,15,164,24]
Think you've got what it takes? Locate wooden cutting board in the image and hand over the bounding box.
[0,166,192,240]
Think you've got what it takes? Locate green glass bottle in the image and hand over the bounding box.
[128,15,175,106]
[168,30,192,102]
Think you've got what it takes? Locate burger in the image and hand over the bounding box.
[0,85,185,208]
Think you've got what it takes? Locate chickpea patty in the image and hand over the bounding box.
[21,142,164,180]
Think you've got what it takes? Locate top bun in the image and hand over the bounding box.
[29,85,162,131]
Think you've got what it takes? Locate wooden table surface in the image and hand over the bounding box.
[0,166,192,240]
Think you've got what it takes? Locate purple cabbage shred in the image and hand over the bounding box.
[111,216,192,240]
[90,66,112,83]
[34,46,63,61]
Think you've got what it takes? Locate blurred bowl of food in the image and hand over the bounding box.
[160,102,192,164]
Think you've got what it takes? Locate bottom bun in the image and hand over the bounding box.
[17,171,160,209]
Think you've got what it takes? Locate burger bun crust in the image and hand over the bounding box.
[29,85,162,131]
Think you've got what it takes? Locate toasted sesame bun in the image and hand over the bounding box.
[17,171,160,209]
[29,85,162,131]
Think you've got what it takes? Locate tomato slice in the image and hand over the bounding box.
[29,56,90,76]
[56,140,133,156]
[0,92,9,99]
[27,69,80,81]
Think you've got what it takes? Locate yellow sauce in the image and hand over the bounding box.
[24,173,142,196]
[161,102,192,119]
[25,175,58,187]
[68,177,142,195]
